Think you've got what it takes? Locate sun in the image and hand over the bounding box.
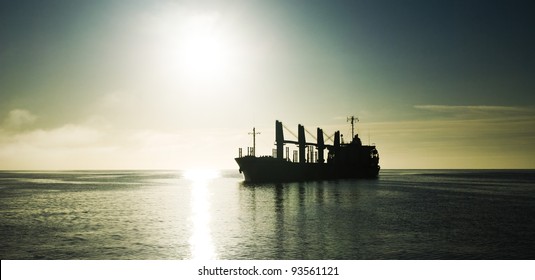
[147,10,244,90]
[180,14,232,78]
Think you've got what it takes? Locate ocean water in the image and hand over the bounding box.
[0,169,534,260]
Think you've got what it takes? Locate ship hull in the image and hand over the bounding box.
[235,156,379,183]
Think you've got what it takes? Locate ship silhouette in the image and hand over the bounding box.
[235,118,380,182]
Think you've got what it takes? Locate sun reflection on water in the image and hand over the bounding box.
[185,169,219,260]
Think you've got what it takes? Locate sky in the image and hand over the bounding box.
[0,0,534,169]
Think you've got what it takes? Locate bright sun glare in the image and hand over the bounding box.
[180,14,232,79]
[149,9,245,90]
[184,169,220,183]
[185,167,219,260]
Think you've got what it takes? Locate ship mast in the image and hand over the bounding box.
[347,115,359,139]
[249,127,260,156]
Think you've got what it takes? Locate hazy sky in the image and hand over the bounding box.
[1,0,534,169]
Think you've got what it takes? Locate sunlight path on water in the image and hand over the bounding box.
[185,169,219,260]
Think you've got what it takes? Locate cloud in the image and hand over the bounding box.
[411,105,535,129]
[0,121,111,168]
[0,115,244,169]
[2,103,531,169]
[360,106,535,168]
[414,105,533,115]
[2,109,37,129]
[15,125,103,148]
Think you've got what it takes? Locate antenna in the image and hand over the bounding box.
[248,127,261,156]
[347,115,359,139]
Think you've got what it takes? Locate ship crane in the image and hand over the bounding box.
[323,132,336,143]
[282,124,298,140]
[305,128,317,141]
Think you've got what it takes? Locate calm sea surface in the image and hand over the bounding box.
[1,169,534,260]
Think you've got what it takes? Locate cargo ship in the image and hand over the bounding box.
[235,118,380,182]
